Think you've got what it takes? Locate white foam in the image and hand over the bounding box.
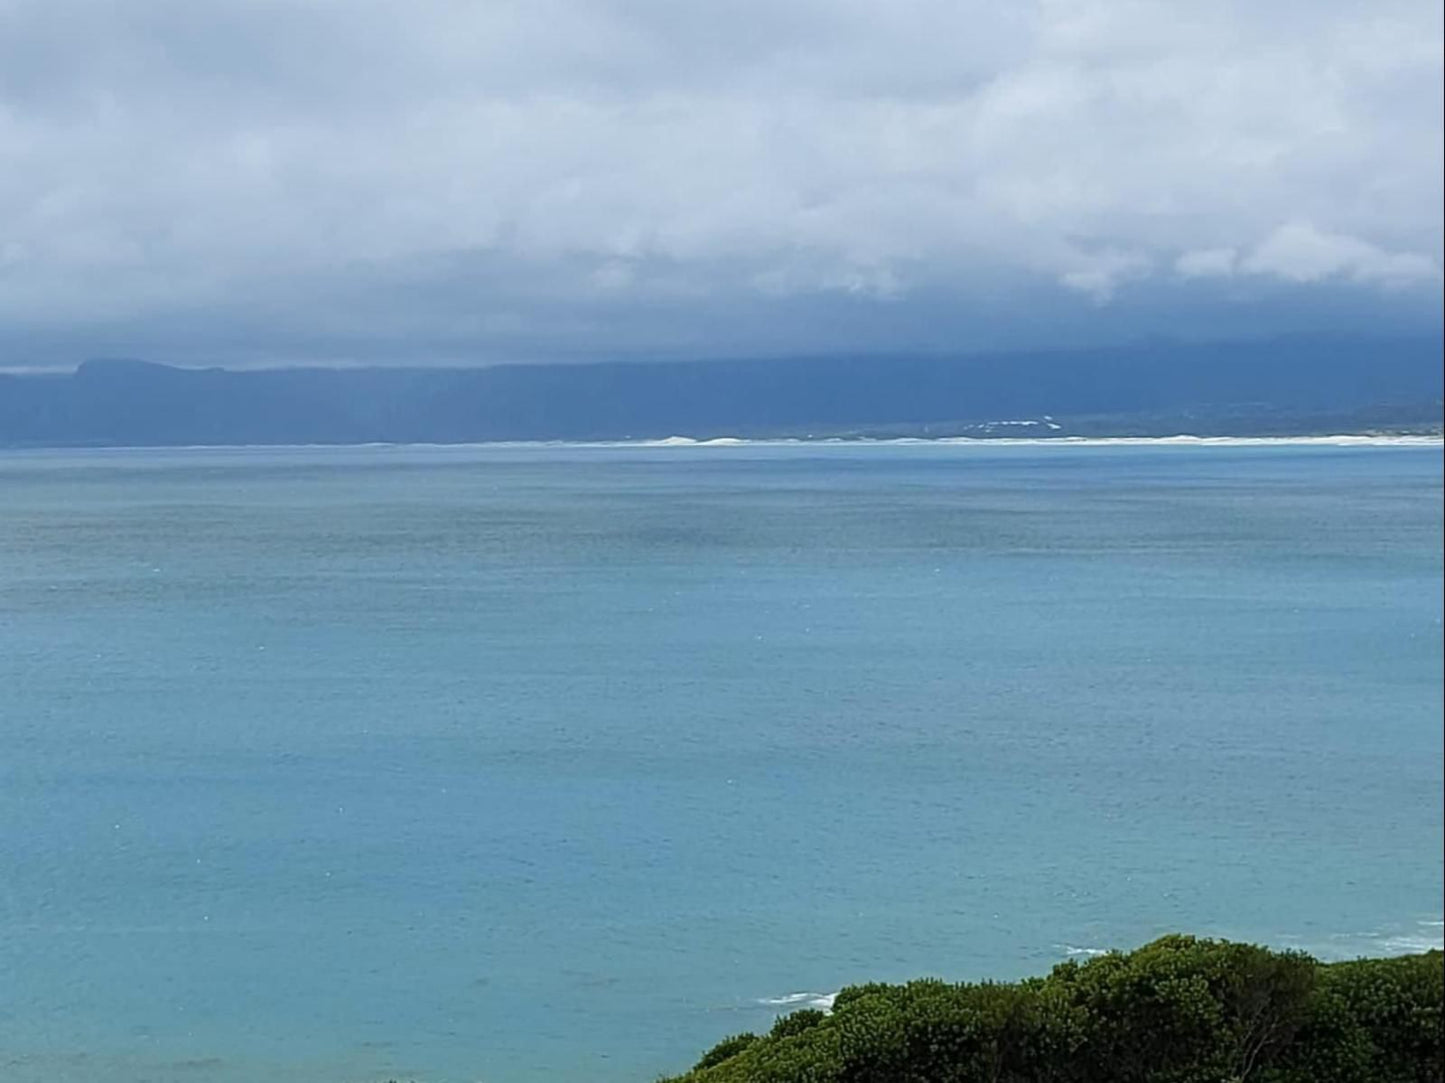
[1377,934,1445,954]
[1061,945,1109,958]
[622,433,1442,450]
[1284,919,1444,961]
[758,991,837,1011]
[931,434,1444,448]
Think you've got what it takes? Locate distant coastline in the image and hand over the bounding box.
[5,432,1440,454]
[616,433,1445,448]
[2,337,1440,449]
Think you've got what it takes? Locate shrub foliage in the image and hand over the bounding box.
[661,937,1442,1083]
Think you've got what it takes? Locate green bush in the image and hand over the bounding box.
[771,1010,828,1039]
[660,937,1443,1083]
[693,1032,761,1072]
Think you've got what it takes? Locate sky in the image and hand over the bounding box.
[0,0,1441,368]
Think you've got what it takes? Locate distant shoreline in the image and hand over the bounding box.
[3,340,1440,451]
[621,433,1445,448]
[3,432,1442,453]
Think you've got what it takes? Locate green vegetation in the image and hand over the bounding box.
[663,936,1442,1083]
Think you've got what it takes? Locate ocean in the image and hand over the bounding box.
[1,441,1441,1082]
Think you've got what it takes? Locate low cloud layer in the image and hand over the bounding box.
[1,0,1440,366]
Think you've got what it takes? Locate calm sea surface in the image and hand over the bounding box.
[1,443,1441,1082]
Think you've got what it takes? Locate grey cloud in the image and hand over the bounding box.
[1178,222,1443,285]
[0,0,1440,365]
[1240,222,1441,284]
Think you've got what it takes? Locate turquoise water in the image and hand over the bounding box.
[1,442,1441,1083]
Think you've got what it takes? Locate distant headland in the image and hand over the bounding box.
[2,335,1440,448]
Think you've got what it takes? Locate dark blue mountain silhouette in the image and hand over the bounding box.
[1,336,1439,446]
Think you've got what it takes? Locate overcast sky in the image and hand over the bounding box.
[1,0,1441,367]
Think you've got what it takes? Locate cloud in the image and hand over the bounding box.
[1175,248,1238,278]
[0,0,1440,364]
[1061,250,1152,303]
[1239,221,1441,284]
